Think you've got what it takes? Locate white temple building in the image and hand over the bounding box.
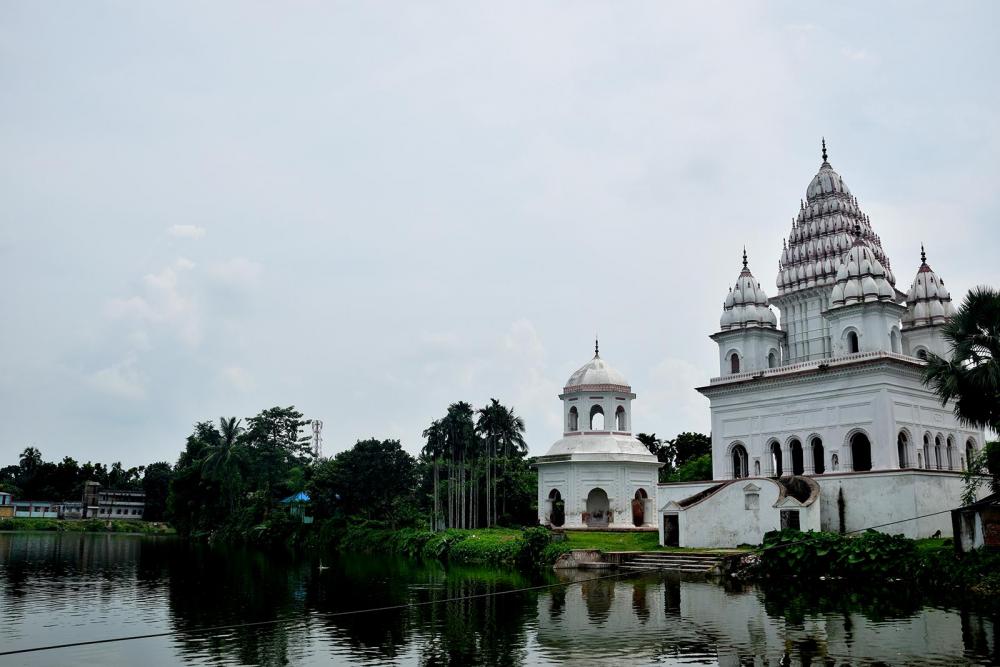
[653,141,985,547]
[535,342,661,529]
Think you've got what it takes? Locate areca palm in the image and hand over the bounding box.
[421,419,447,531]
[476,399,526,525]
[923,286,1000,432]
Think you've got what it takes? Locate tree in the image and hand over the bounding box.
[670,432,712,469]
[667,454,713,482]
[143,462,173,521]
[637,432,675,482]
[923,287,1000,504]
[202,417,245,512]
[309,439,418,527]
[243,406,311,500]
[924,286,1000,433]
[421,419,447,530]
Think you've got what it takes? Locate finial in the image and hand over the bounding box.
[742,246,748,269]
[594,335,599,358]
[821,137,828,162]
[920,243,926,264]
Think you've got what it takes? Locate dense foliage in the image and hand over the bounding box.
[637,432,712,482]
[754,529,1000,596]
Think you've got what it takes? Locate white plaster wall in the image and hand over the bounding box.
[660,478,820,548]
[902,324,948,359]
[816,470,972,538]
[772,289,832,363]
[714,328,785,376]
[706,363,982,481]
[561,390,634,434]
[537,461,659,527]
[825,301,905,357]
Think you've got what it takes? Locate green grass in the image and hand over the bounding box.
[0,518,175,535]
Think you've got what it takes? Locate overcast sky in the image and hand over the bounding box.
[2,2,998,468]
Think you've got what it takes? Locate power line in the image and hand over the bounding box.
[0,505,965,657]
[0,568,649,657]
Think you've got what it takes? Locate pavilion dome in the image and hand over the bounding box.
[543,433,658,461]
[829,229,897,307]
[776,140,896,296]
[720,251,778,330]
[563,346,630,393]
[903,246,956,327]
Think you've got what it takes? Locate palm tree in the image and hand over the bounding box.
[924,287,1000,504]
[477,400,527,524]
[421,419,447,531]
[203,417,245,512]
[924,286,1000,432]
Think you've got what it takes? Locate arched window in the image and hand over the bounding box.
[831,453,839,471]
[770,441,783,477]
[934,436,943,470]
[790,439,804,475]
[632,488,648,527]
[615,405,627,431]
[731,444,748,479]
[916,348,928,361]
[812,437,825,474]
[890,328,901,354]
[923,434,931,469]
[567,407,579,432]
[946,436,955,470]
[754,460,761,476]
[589,405,604,431]
[768,351,777,368]
[730,352,740,374]
[851,432,872,471]
[897,432,909,468]
[966,439,977,466]
[848,331,860,354]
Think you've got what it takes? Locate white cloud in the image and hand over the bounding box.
[167,224,206,239]
[221,365,255,392]
[209,257,262,287]
[842,47,869,61]
[106,262,200,346]
[88,356,146,400]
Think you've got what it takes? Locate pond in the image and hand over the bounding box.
[0,532,996,665]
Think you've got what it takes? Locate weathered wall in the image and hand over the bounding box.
[537,461,659,528]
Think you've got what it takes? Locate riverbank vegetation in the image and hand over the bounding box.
[751,529,1000,597]
[0,517,175,534]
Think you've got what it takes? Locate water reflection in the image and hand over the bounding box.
[0,532,997,666]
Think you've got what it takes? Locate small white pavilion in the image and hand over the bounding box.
[535,343,661,529]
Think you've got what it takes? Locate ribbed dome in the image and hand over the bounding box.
[720,251,778,330]
[564,346,630,393]
[829,229,897,308]
[903,246,956,327]
[776,141,895,296]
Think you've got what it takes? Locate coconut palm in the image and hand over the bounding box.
[923,286,1000,432]
[202,417,245,512]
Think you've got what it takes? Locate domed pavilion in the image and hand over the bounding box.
[535,343,661,529]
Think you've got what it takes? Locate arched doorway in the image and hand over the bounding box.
[851,432,872,471]
[589,405,605,431]
[790,439,804,475]
[731,444,748,479]
[548,489,565,527]
[770,441,783,477]
[632,488,648,527]
[586,488,609,527]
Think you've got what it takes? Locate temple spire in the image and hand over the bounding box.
[742,246,748,270]
[594,336,599,358]
[920,243,927,265]
[821,137,828,163]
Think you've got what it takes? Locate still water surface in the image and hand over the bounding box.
[0,532,997,666]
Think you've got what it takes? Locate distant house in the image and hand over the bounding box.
[0,491,13,518]
[280,491,312,524]
[82,482,145,520]
[952,492,1000,553]
[13,501,59,518]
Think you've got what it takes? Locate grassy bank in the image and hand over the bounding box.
[0,517,175,535]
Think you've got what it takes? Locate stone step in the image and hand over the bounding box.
[620,564,712,573]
